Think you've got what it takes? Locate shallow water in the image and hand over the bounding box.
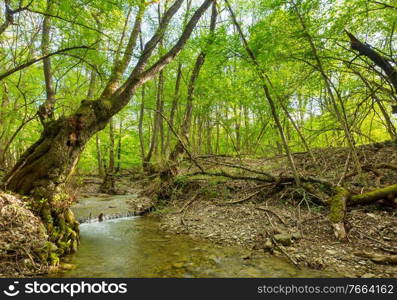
[52,195,337,278]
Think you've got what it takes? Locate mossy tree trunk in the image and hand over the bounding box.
[328,183,397,241]
[1,0,214,256]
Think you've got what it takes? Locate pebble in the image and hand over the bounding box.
[361,273,376,278]
[172,262,184,268]
[274,233,292,246]
[325,249,337,255]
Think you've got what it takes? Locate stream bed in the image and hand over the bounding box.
[52,195,336,278]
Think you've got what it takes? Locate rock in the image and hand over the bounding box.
[291,232,302,240]
[325,249,338,255]
[361,273,376,278]
[307,257,325,270]
[60,263,75,270]
[172,262,184,268]
[274,233,292,246]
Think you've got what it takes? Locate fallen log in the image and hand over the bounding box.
[349,184,397,206]
[328,187,350,240]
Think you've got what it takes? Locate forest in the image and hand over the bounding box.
[0,0,396,278]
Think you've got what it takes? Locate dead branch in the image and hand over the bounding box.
[153,109,205,173]
[174,193,199,214]
[354,251,397,265]
[199,158,276,181]
[219,188,265,205]
[256,206,287,226]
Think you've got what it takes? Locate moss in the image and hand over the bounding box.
[48,227,60,241]
[329,187,350,223]
[57,215,67,232]
[49,252,60,266]
[41,205,53,224]
[45,241,58,253]
[68,228,78,240]
[350,183,397,205]
[64,208,75,224]
[52,192,69,203]
[71,240,78,253]
[100,99,112,110]
[56,241,70,255]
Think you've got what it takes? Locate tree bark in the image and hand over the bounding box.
[95,134,105,178]
[225,0,301,185]
[100,118,117,194]
[165,63,182,152]
[115,119,123,174]
[168,1,217,168]
[346,31,397,93]
[2,0,214,200]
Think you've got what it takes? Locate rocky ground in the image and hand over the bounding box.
[159,196,396,278]
[149,142,397,278]
[1,142,396,278]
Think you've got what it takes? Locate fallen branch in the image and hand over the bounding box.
[350,183,397,206]
[200,158,276,181]
[261,211,300,269]
[328,187,350,240]
[352,228,397,253]
[354,251,397,265]
[256,206,287,226]
[271,237,301,269]
[174,193,199,214]
[219,188,265,205]
[187,170,270,182]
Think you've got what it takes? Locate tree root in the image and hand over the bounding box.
[179,163,397,242]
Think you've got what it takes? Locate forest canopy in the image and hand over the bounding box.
[0,0,395,174]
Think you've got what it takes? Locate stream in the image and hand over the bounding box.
[51,195,336,278]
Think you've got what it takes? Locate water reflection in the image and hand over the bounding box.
[54,216,335,278]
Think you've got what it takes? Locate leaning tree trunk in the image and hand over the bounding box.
[2,104,104,201]
[1,104,104,260]
[1,0,214,259]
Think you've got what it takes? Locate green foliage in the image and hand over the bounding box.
[0,0,395,175]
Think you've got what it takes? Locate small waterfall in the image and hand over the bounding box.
[77,211,138,224]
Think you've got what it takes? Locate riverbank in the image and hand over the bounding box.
[157,193,396,278]
[145,142,397,278]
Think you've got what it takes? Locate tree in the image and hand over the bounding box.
[3,0,213,198]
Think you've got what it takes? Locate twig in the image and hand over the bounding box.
[256,206,287,226]
[174,193,199,214]
[200,158,276,181]
[151,109,205,173]
[271,237,301,269]
[219,188,264,205]
[338,150,351,185]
